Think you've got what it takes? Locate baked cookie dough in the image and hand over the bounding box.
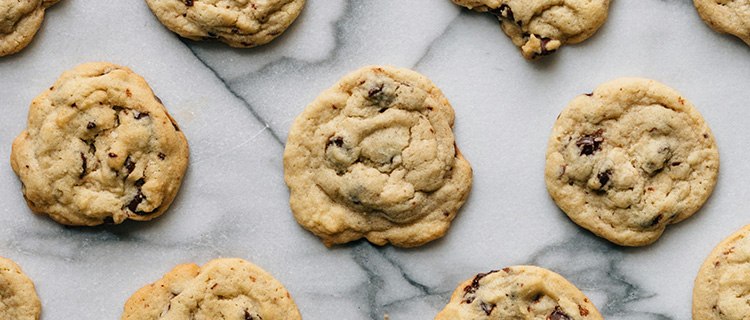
[122,258,301,320]
[694,0,750,46]
[693,224,750,319]
[0,0,60,57]
[436,265,602,320]
[11,62,189,226]
[284,65,472,247]
[451,0,610,59]
[144,0,305,48]
[0,257,42,320]
[545,78,719,246]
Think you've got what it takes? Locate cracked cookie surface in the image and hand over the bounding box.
[0,0,60,57]
[0,257,41,320]
[451,0,610,59]
[435,265,602,320]
[144,0,305,48]
[694,224,750,320]
[11,62,189,226]
[545,78,719,246]
[283,65,472,247]
[694,0,750,45]
[122,258,301,320]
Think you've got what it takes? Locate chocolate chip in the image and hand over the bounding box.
[79,152,87,179]
[134,111,149,119]
[126,190,145,212]
[232,27,240,34]
[109,153,117,158]
[539,37,556,56]
[134,178,145,187]
[597,170,611,189]
[158,153,166,160]
[368,84,383,97]
[575,130,604,156]
[480,301,496,315]
[87,122,96,129]
[244,310,259,320]
[184,0,193,6]
[207,32,218,38]
[378,107,387,113]
[671,162,681,166]
[648,214,663,227]
[327,136,344,148]
[489,4,515,22]
[71,103,77,108]
[585,92,593,97]
[124,156,136,174]
[548,306,572,320]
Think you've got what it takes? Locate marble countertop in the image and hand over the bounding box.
[1,1,749,319]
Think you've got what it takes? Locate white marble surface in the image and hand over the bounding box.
[0,0,749,319]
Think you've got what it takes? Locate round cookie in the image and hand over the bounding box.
[0,257,42,320]
[545,78,719,246]
[435,265,602,320]
[694,0,750,46]
[122,258,301,320]
[11,62,189,226]
[284,65,472,248]
[144,0,305,48]
[0,0,60,57]
[451,0,610,59]
[693,224,750,319]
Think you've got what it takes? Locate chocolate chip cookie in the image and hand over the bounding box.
[545,78,719,246]
[451,0,610,59]
[436,266,602,320]
[0,257,41,320]
[694,0,750,46]
[0,0,60,57]
[693,224,750,320]
[122,258,301,320]
[11,62,189,226]
[284,65,472,247]
[144,0,305,48]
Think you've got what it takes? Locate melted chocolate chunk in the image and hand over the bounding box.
[185,0,193,6]
[158,152,166,160]
[575,130,604,156]
[462,270,500,300]
[79,152,87,179]
[87,122,96,129]
[480,301,496,315]
[548,306,572,320]
[135,178,145,187]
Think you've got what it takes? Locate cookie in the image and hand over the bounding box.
[694,0,750,46]
[0,257,42,320]
[451,0,610,59]
[693,224,750,319]
[283,65,472,247]
[545,78,719,246]
[122,258,301,320]
[435,265,602,320]
[144,0,305,48]
[0,0,60,57]
[11,62,189,226]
